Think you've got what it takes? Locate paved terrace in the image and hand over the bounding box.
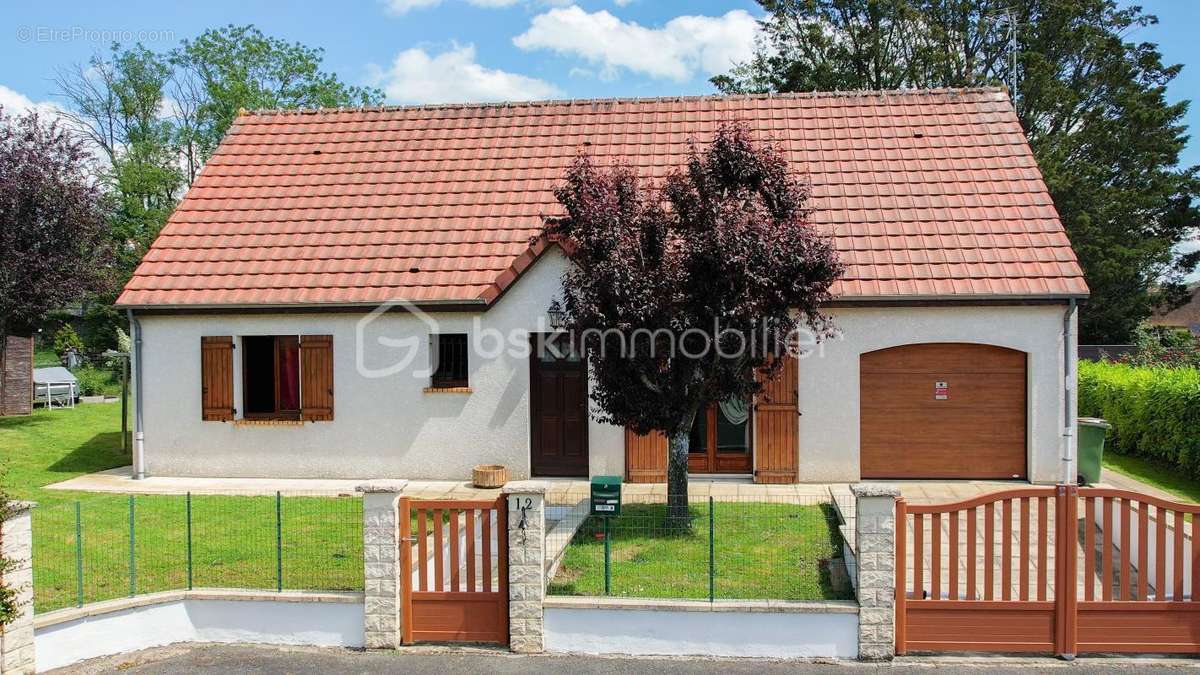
[47,467,839,504]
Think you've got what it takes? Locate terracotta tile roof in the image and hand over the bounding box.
[117,88,1088,308]
[1151,283,1200,332]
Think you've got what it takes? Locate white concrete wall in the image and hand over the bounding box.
[138,248,626,479]
[34,595,364,672]
[797,305,1074,484]
[544,604,859,658]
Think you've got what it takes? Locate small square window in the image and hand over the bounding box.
[431,334,469,388]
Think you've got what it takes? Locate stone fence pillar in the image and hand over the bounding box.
[852,483,899,661]
[358,481,407,650]
[503,481,546,653]
[1,502,35,675]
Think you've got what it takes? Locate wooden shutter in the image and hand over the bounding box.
[300,335,334,421]
[201,336,234,421]
[753,354,799,484]
[624,428,668,483]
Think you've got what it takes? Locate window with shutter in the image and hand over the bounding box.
[300,335,334,421]
[201,336,235,421]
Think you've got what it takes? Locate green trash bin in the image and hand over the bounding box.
[1077,417,1112,485]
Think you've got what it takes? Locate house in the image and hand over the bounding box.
[1,334,33,416]
[1150,282,1200,336]
[116,88,1088,484]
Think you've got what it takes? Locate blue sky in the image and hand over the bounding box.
[1,0,1196,166]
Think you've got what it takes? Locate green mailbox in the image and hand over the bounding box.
[590,475,622,517]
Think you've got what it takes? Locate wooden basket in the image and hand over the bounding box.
[472,464,508,489]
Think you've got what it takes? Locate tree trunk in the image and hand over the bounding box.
[666,431,690,529]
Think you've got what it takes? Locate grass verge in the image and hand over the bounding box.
[547,502,851,601]
[1,405,362,613]
[1103,453,1200,504]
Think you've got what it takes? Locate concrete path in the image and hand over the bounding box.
[49,643,1196,674]
[44,467,836,504]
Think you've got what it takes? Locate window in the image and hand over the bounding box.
[430,333,469,389]
[202,334,333,422]
[243,335,301,420]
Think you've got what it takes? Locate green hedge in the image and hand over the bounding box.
[1078,360,1200,478]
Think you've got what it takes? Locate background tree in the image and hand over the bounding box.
[0,107,111,372]
[716,0,1199,343]
[172,25,383,167]
[53,26,384,351]
[545,123,843,522]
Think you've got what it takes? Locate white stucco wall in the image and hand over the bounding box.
[137,244,1075,482]
[796,305,1077,484]
[137,247,626,480]
[544,604,859,658]
[34,594,364,672]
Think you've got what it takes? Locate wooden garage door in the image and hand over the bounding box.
[860,343,1027,479]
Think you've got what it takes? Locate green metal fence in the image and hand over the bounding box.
[32,492,363,613]
[546,494,852,602]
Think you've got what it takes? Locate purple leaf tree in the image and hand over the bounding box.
[545,122,843,525]
[0,108,111,359]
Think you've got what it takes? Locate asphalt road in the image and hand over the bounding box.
[52,644,1200,674]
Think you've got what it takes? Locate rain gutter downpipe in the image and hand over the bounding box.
[1062,298,1077,485]
[128,309,145,480]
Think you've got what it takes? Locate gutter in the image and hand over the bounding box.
[127,309,145,480]
[1062,298,1078,485]
[114,298,489,312]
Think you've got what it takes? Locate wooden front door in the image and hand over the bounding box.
[530,334,589,477]
[687,400,753,474]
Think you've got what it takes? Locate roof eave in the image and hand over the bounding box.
[825,292,1089,307]
[120,298,489,314]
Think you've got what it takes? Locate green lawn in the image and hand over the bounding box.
[1103,453,1200,504]
[1,405,362,613]
[547,502,851,601]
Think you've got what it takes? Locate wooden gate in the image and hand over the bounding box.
[398,496,508,645]
[1072,487,1200,653]
[896,485,1200,656]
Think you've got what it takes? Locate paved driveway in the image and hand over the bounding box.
[53,644,1197,674]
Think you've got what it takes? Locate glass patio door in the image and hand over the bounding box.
[687,397,752,473]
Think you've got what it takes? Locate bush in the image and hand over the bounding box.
[0,479,17,627]
[51,324,84,358]
[1078,360,1200,478]
[72,365,113,397]
[1120,322,1200,368]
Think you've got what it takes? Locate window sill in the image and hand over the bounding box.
[423,386,473,394]
[234,419,306,427]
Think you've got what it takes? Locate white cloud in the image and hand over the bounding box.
[513,7,760,82]
[383,0,568,15]
[369,43,562,104]
[384,0,442,14]
[0,84,61,119]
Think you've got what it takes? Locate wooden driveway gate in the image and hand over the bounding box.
[896,486,1200,656]
[398,496,508,645]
